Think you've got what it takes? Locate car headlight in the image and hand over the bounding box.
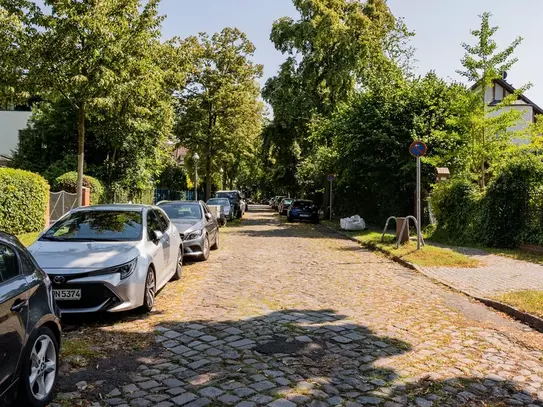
[185,230,203,241]
[90,258,138,280]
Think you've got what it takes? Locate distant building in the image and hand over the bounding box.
[472,76,543,142]
[0,99,37,167]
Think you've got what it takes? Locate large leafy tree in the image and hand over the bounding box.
[4,0,167,204]
[456,12,529,189]
[175,28,263,199]
[262,0,413,194]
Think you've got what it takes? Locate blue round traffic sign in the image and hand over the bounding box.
[409,141,427,158]
[327,174,335,182]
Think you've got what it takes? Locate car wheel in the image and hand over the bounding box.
[211,232,219,250]
[141,268,156,313]
[171,248,183,281]
[17,326,59,407]
[199,235,210,261]
[236,209,242,219]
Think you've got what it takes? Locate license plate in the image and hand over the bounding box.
[300,214,310,217]
[53,289,81,301]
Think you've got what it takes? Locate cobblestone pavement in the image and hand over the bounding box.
[55,207,543,407]
[421,246,543,297]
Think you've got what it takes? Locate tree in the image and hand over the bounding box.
[262,0,413,194]
[175,28,264,200]
[456,12,529,189]
[5,0,166,205]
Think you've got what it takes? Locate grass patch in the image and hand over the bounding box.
[323,221,478,268]
[17,231,40,246]
[495,290,543,318]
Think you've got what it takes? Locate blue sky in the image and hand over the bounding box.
[158,0,543,105]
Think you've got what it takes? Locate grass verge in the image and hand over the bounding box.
[495,290,543,318]
[323,221,478,268]
[17,231,40,247]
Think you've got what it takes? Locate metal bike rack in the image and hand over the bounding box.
[381,215,425,249]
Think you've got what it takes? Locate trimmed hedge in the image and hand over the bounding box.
[53,171,103,205]
[430,156,543,248]
[0,168,49,235]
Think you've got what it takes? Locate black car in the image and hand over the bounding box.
[0,232,61,407]
[287,199,320,224]
[216,190,245,218]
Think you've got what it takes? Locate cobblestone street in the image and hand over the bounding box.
[57,207,543,407]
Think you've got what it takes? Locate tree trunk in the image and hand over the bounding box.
[76,102,85,206]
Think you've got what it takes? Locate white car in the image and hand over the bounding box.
[28,204,183,314]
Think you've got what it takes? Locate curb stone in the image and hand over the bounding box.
[319,223,543,333]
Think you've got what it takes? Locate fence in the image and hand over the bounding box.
[49,191,77,223]
[154,189,204,203]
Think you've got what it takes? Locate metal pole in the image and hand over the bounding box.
[329,179,333,221]
[195,166,198,201]
[416,156,421,250]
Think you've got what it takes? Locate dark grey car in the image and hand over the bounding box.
[0,232,61,407]
[158,201,219,261]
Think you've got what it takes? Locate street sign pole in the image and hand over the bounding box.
[329,179,333,221]
[416,156,421,250]
[409,141,427,251]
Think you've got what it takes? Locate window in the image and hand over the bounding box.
[41,210,143,242]
[147,210,162,239]
[158,203,203,220]
[156,210,170,232]
[0,244,19,282]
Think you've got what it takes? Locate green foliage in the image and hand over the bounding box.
[261,0,413,194]
[429,178,481,245]
[175,28,264,199]
[479,155,543,248]
[54,172,103,205]
[0,168,49,235]
[158,164,188,192]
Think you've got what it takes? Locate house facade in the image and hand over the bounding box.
[479,78,543,137]
[0,109,31,166]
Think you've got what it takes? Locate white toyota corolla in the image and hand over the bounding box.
[28,204,183,314]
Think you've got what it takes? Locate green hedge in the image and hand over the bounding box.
[430,156,543,248]
[53,171,103,205]
[0,168,49,235]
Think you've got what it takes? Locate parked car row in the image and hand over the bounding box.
[270,196,320,224]
[0,199,225,405]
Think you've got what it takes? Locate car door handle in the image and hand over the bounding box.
[11,299,27,313]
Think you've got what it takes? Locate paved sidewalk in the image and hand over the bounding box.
[421,245,543,298]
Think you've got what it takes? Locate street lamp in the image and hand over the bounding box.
[220,168,225,190]
[193,153,200,201]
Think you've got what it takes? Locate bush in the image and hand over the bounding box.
[53,172,103,205]
[430,177,481,245]
[0,168,49,235]
[479,156,543,248]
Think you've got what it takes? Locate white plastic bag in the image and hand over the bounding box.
[340,215,366,230]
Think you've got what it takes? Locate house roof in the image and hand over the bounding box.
[471,78,543,115]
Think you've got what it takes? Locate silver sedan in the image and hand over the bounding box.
[28,204,183,314]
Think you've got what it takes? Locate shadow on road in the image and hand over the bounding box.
[57,309,543,406]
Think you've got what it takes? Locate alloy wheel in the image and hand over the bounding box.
[29,334,56,401]
[146,271,155,309]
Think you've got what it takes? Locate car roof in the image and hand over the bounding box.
[216,190,240,193]
[71,204,149,212]
[0,231,26,251]
[293,199,313,202]
[157,200,202,205]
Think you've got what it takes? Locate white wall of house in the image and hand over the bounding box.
[486,104,533,144]
[0,110,31,159]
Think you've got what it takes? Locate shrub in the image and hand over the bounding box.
[53,172,103,205]
[0,168,49,235]
[429,177,481,245]
[480,156,543,248]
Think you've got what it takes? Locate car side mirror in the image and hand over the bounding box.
[205,213,212,221]
[152,230,163,242]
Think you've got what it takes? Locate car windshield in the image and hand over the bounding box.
[159,203,202,220]
[216,192,239,201]
[283,199,293,205]
[207,198,230,207]
[292,201,314,210]
[41,210,143,241]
